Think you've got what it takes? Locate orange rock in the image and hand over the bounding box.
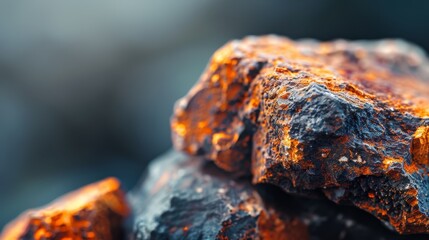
[171,36,429,234]
[1,177,129,240]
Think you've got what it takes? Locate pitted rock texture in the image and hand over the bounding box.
[128,151,303,240]
[0,178,129,240]
[129,151,428,240]
[171,36,429,234]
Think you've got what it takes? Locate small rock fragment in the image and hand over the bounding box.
[1,178,129,240]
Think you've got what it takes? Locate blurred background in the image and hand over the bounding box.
[1,0,429,227]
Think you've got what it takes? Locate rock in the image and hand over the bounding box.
[129,151,296,240]
[171,35,429,234]
[0,178,129,240]
[129,151,428,239]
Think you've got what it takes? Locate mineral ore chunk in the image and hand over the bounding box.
[130,151,427,239]
[1,178,129,240]
[171,36,429,234]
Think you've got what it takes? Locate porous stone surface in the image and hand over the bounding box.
[171,36,429,234]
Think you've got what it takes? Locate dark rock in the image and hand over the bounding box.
[129,151,428,239]
[129,151,295,240]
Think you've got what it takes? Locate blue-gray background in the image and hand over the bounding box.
[1,0,429,227]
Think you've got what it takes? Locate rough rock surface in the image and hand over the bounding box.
[129,151,296,240]
[129,151,428,240]
[0,178,129,240]
[171,36,429,234]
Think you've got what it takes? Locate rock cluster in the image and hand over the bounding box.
[3,36,429,239]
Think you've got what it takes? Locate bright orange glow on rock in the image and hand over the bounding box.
[412,126,429,166]
[0,177,129,240]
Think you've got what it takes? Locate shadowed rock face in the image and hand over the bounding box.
[129,151,429,240]
[0,178,129,240]
[128,151,301,240]
[171,36,429,234]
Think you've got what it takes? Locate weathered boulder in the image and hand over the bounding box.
[171,36,429,234]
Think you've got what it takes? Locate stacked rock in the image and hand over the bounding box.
[2,36,429,240]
